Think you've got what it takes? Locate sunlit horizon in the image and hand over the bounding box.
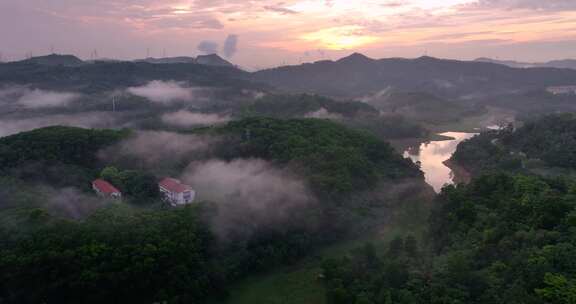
[1,0,575,69]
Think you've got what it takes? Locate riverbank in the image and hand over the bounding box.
[444,158,473,185]
[399,132,477,192]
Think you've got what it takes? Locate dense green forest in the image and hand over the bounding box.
[0,126,129,189]
[364,91,484,125]
[241,94,428,139]
[0,119,429,303]
[215,114,576,304]
[0,205,221,303]
[452,113,576,176]
[218,117,422,196]
[0,126,128,170]
[243,94,377,118]
[7,115,576,304]
[322,173,576,304]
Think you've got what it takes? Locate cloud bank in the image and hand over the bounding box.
[472,0,576,10]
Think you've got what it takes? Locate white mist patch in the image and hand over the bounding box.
[0,112,116,137]
[242,89,266,99]
[0,86,23,100]
[99,131,217,168]
[0,184,110,220]
[181,159,316,238]
[127,80,193,103]
[304,107,342,120]
[360,87,394,103]
[0,86,79,108]
[162,111,231,127]
[18,89,79,108]
[45,187,110,219]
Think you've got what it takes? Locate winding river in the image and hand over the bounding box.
[403,132,477,192]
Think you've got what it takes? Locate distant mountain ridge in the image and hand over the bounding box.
[24,54,85,67]
[135,56,197,64]
[253,53,576,99]
[475,57,576,70]
[136,54,234,67]
[3,52,576,105]
[0,57,250,92]
[4,53,235,68]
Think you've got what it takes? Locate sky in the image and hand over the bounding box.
[1,0,575,69]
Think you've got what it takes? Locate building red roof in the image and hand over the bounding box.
[159,178,191,193]
[93,179,121,194]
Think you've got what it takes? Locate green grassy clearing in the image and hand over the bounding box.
[220,199,430,304]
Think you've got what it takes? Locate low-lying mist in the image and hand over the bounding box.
[0,85,80,109]
[162,110,232,127]
[43,186,110,219]
[0,181,110,220]
[304,107,343,120]
[181,158,317,239]
[127,80,193,103]
[98,130,221,172]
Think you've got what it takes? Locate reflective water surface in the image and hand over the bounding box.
[403,132,477,192]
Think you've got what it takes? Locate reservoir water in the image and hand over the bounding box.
[403,132,477,192]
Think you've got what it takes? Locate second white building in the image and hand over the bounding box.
[159,177,196,206]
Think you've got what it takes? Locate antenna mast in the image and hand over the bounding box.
[112,95,118,113]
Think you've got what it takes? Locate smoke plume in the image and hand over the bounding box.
[222,34,239,58]
[127,80,193,103]
[197,40,219,55]
[162,110,231,127]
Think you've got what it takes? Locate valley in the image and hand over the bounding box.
[0,51,575,304]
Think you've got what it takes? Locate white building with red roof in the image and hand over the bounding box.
[92,179,122,199]
[159,177,196,206]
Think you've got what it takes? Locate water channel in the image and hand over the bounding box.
[403,132,477,192]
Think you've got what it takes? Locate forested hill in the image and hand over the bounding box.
[322,173,576,303]
[253,54,576,99]
[217,117,423,196]
[4,53,576,101]
[0,59,253,92]
[452,113,576,176]
[240,93,429,139]
[243,93,378,118]
[0,119,428,303]
[0,126,128,168]
[0,126,129,187]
